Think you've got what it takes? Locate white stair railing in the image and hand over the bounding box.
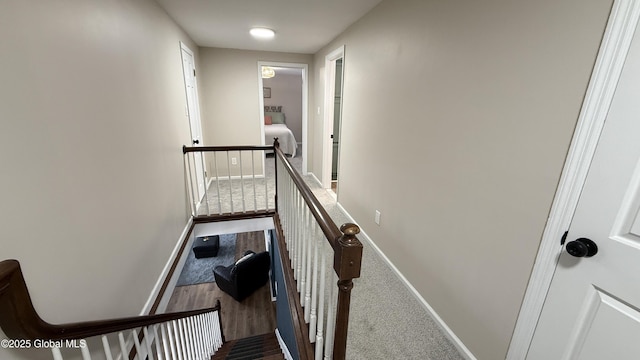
[50,310,223,360]
[275,144,363,360]
[183,145,276,217]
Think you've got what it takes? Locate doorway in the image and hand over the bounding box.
[257,62,309,175]
[322,46,345,195]
[331,59,344,194]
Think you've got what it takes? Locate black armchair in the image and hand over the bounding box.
[213,250,270,301]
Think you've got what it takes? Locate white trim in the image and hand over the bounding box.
[322,46,345,190]
[140,218,194,315]
[207,175,266,182]
[335,202,476,360]
[506,0,640,358]
[309,172,323,188]
[258,61,309,175]
[275,329,294,360]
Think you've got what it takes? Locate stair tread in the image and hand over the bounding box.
[212,333,282,360]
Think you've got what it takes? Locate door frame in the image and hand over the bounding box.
[322,46,345,191]
[506,0,640,358]
[257,61,309,174]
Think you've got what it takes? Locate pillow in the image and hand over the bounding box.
[265,112,285,124]
[264,115,272,125]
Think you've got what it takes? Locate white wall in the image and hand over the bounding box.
[197,48,312,146]
[0,1,199,358]
[264,72,304,141]
[311,0,613,359]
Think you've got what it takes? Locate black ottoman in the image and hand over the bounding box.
[193,235,220,258]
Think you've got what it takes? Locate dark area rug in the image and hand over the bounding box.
[176,233,236,286]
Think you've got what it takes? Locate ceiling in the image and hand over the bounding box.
[155,0,384,54]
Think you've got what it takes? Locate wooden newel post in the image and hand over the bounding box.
[332,223,363,360]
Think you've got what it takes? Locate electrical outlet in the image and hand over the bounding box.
[231,157,237,165]
[375,210,381,225]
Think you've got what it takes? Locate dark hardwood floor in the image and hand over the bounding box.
[166,231,277,341]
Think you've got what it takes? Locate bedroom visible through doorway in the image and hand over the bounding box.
[257,62,308,175]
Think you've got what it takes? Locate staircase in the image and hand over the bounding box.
[212,333,285,360]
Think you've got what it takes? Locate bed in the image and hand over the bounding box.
[264,106,297,157]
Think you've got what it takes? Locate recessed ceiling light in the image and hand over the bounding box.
[250,27,275,39]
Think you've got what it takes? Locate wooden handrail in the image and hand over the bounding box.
[183,145,273,153]
[274,145,343,246]
[273,141,363,360]
[0,259,220,341]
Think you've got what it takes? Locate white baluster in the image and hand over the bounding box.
[80,343,92,360]
[102,335,113,360]
[324,273,339,360]
[190,317,199,360]
[251,151,258,211]
[285,176,292,259]
[304,205,313,320]
[226,151,234,213]
[188,317,198,360]
[293,186,299,280]
[186,153,197,216]
[291,186,298,279]
[214,152,222,214]
[183,318,194,360]
[214,312,223,349]
[152,325,164,360]
[239,151,246,212]
[132,329,144,360]
[205,313,213,357]
[118,332,128,360]
[174,320,189,360]
[143,327,155,360]
[296,190,303,287]
[199,152,210,216]
[315,246,327,359]
[161,323,174,360]
[309,224,320,342]
[300,200,308,300]
[202,313,212,356]
[265,151,269,209]
[171,321,183,360]
[196,315,205,359]
[51,347,63,360]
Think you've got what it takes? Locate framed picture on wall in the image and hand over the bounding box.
[263,87,271,98]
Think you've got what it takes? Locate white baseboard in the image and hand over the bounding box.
[207,175,266,183]
[336,202,476,360]
[141,218,194,315]
[275,329,294,360]
[308,172,322,188]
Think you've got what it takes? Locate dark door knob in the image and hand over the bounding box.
[192,139,200,145]
[566,238,598,258]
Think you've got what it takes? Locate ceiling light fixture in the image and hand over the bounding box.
[250,27,275,39]
[262,66,275,79]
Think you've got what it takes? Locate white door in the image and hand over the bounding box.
[180,43,205,201]
[527,19,640,359]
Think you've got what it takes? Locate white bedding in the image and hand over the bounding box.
[265,124,297,157]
